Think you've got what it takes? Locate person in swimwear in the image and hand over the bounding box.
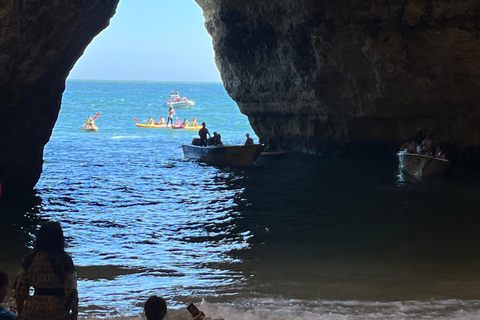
[167,106,175,127]
[198,122,211,147]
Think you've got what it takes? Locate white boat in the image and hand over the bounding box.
[182,143,264,167]
[397,151,451,176]
[163,91,195,109]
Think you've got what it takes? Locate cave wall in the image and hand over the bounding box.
[2,0,480,196]
[195,0,480,158]
[0,0,119,197]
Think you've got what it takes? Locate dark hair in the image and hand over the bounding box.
[35,221,65,252]
[22,221,75,281]
[144,296,167,320]
[0,271,9,289]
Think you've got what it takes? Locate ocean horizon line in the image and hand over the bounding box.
[66,78,223,84]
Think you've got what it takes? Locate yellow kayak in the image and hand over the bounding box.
[135,123,169,128]
[81,125,98,131]
[184,125,203,130]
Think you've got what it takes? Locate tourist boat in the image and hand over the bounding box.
[397,151,451,176]
[163,91,195,109]
[182,142,264,166]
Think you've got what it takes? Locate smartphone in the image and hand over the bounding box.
[187,303,200,317]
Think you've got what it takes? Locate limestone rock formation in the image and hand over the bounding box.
[0,0,119,197]
[196,0,480,159]
[3,0,480,197]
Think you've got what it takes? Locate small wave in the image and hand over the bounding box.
[111,135,141,139]
[78,299,480,320]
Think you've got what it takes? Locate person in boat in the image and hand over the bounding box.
[198,122,211,147]
[419,134,434,155]
[208,132,223,146]
[144,296,205,320]
[159,116,165,125]
[400,141,418,153]
[192,118,197,126]
[215,132,223,145]
[84,116,95,129]
[244,133,254,145]
[413,126,426,145]
[183,118,189,127]
[167,106,175,127]
[148,117,154,125]
[434,145,446,159]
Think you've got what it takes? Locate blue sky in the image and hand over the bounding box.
[68,0,221,82]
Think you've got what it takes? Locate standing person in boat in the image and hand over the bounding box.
[419,134,434,155]
[14,221,78,320]
[244,133,254,145]
[198,122,211,147]
[413,126,426,145]
[167,106,175,127]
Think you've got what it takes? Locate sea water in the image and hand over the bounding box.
[1,80,480,319]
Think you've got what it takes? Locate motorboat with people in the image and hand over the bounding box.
[182,138,264,166]
[163,91,195,109]
[397,134,450,176]
[397,151,451,176]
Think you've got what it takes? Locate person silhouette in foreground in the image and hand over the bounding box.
[0,271,17,319]
[198,122,211,147]
[15,221,78,320]
[144,296,205,320]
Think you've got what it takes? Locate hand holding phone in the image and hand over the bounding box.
[187,303,201,318]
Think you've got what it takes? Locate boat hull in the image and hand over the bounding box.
[135,123,168,128]
[163,101,195,109]
[81,125,98,131]
[397,152,450,176]
[182,144,264,166]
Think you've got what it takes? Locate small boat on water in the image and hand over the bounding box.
[81,124,98,131]
[397,151,451,176]
[163,91,195,109]
[171,124,203,130]
[182,142,264,166]
[135,123,168,128]
[81,112,100,131]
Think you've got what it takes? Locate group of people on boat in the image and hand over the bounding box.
[400,127,446,159]
[166,91,188,104]
[196,123,257,147]
[197,122,223,146]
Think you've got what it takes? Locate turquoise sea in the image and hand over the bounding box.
[2,80,480,319]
